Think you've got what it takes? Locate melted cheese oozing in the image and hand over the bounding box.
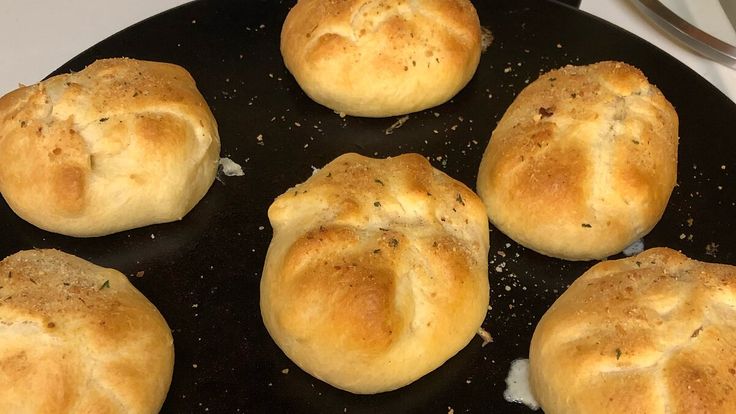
[623,239,645,256]
[219,157,244,177]
[503,358,540,411]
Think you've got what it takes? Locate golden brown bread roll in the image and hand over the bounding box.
[0,58,220,237]
[477,61,678,260]
[260,153,489,393]
[0,249,174,413]
[280,0,482,117]
[530,247,736,414]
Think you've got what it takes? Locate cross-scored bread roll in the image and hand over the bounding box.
[0,249,174,413]
[477,61,678,260]
[530,247,736,414]
[260,153,489,393]
[0,58,220,237]
[280,0,482,117]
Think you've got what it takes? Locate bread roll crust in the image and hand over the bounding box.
[477,61,678,260]
[530,247,736,413]
[281,0,482,117]
[0,58,220,237]
[0,249,174,413]
[261,153,489,393]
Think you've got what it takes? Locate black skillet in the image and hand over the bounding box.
[2,0,735,412]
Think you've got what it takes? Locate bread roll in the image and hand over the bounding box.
[280,0,482,117]
[477,61,678,260]
[530,247,736,414]
[260,153,489,393]
[0,58,220,237]
[0,249,174,413]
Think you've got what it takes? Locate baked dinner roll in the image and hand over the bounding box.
[281,0,482,117]
[261,153,489,393]
[530,247,736,414]
[0,58,220,237]
[477,61,678,260]
[0,249,174,413]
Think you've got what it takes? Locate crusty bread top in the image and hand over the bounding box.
[0,249,174,413]
[477,61,678,260]
[261,153,489,393]
[530,247,736,414]
[0,58,220,237]
[280,0,482,117]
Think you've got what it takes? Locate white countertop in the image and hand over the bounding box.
[1,0,735,103]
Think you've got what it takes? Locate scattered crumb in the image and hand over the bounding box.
[281,368,290,374]
[135,271,145,278]
[477,327,493,347]
[705,242,719,257]
[385,115,410,135]
[481,26,494,52]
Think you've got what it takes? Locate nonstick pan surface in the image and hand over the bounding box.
[2,0,735,412]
